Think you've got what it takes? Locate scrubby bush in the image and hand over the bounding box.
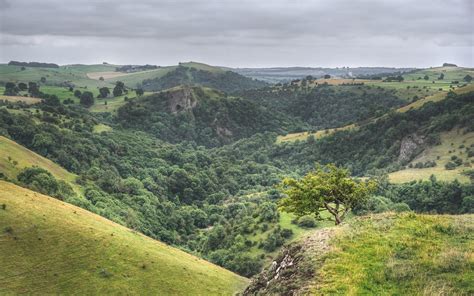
[297,215,317,228]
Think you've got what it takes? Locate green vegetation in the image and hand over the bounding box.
[389,128,473,183]
[1,61,473,287]
[0,181,248,294]
[245,213,473,295]
[279,164,377,224]
[316,213,473,295]
[141,64,267,93]
[0,136,76,184]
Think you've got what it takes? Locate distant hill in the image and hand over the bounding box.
[245,212,473,295]
[0,181,248,295]
[141,64,268,93]
[232,67,415,83]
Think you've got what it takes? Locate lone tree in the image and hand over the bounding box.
[98,87,110,98]
[278,164,376,225]
[79,91,94,107]
[135,88,144,96]
[113,81,125,97]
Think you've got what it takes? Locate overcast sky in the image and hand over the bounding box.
[0,0,472,67]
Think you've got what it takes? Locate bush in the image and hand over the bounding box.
[445,162,457,170]
[297,215,317,228]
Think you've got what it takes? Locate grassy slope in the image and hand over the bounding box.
[0,136,76,184]
[313,213,473,295]
[0,181,248,295]
[389,129,473,183]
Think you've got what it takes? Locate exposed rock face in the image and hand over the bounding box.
[399,134,425,164]
[166,87,197,114]
[243,229,335,296]
[216,126,233,137]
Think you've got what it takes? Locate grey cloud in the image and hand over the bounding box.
[0,0,472,67]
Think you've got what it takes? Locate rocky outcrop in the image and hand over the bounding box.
[243,229,335,296]
[165,87,197,114]
[398,134,425,164]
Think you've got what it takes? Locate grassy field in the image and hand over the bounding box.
[93,123,113,133]
[0,181,248,295]
[0,136,76,184]
[389,129,473,184]
[314,213,473,295]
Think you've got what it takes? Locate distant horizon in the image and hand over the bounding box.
[1,59,470,69]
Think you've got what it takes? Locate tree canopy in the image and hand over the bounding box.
[279,164,377,225]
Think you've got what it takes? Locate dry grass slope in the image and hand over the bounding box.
[0,181,248,295]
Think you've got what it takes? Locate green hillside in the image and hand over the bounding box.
[141,64,267,93]
[245,212,474,295]
[0,136,76,184]
[0,181,248,295]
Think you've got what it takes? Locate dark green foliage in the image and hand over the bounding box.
[135,88,144,96]
[80,91,94,107]
[98,87,110,98]
[17,167,75,200]
[4,82,19,96]
[116,86,303,146]
[382,179,473,214]
[8,61,59,68]
[113,81,125,97]
[18,82,28,91]
[28,82,41,97]
[240,84,404,129]
[297,215,317,228]
[74,90,82,98]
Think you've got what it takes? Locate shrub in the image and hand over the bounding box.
[297,215,317,228]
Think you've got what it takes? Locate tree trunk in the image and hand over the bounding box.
[335,215,341,225]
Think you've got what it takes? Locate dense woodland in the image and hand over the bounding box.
[0,72,473,276]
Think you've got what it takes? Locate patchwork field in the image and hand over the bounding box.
[0,181,249,295]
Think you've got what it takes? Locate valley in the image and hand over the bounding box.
[0,61,473,295]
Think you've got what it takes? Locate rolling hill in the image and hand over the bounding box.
[245,212,474,295]
[0,181,248,295]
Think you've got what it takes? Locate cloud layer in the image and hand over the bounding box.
[0,0,472,67]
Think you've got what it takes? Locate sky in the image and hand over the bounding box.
[0,0,472,68]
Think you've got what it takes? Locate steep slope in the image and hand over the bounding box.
[0,181,248,295]
[245,213,473,295]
